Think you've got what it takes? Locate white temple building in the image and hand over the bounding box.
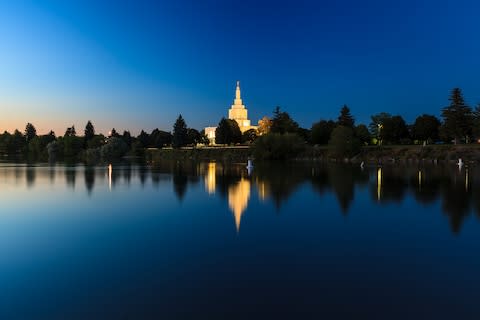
[205,81,257,144]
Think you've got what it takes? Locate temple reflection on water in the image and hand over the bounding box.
[228,178,250,232]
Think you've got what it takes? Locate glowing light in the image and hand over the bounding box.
[257,180,270,201]
[205,162,216,194]
[465,168,469,192]
[377,167,382,201]
[418,170,422,190]
[228,178,251,233]
[108,164,112,191]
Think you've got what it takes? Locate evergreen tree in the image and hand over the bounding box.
[122,130,132,147]
[109,128,120,138]
[65,125,76,137]
[441,88,473,144]
[172,114,188,148]
[337,105,355,127]
[137,130,150,147]
[24,123,37,143]
[84,121,95,141]
[270,106,299,134]
[473,104,480,139]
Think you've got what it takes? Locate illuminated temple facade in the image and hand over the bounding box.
[205,81,257,144]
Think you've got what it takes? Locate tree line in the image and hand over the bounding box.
[0,87,478,161]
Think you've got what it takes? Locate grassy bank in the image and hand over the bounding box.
[146,144,480,164]
[303,144,480,164]
[146,146,252,163]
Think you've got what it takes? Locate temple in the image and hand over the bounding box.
[205,81,257,144]
[228,81,255,132]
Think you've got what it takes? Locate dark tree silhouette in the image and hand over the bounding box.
[137,130,149,147]
[109,128,120,138]
[172,114,188,148]
[65,125,76,137]
[337,105,355,127]
[441,88,473,144]
[355,124,371,145]
[215,118,242,145]
[186,128,201,145]
[412,114,440,144]
[270,106,299,134]
[24,123,37,142]
[84,121,95,141]
[311,120,336,145]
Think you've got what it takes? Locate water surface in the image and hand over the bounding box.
[1,161,480,319]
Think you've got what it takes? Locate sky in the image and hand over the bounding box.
[0,0,479,135]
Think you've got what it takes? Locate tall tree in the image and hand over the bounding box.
[382,115,410,144]
[65,125,76,137]
[328,126,360,158]
[412,114,440,144]
[122,130,132,147]
[369,113,392,145]
[109,128,120,138]
[311,120,336,145]
[84,121,95,141]
[215,118,242,145]
[25,123,37,142]
[150,129,172,148]
[337,105,355,127]
[270,106,299,134]
[473,104,480,140]
[186,128,201,146]
[441,88,473,144]
[172,114,188,148]
[355,124,371,145]
[137,130,150,147]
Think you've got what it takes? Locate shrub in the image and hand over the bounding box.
[100,137,128,161]
[252,133,305,160]
[328,126,360,158]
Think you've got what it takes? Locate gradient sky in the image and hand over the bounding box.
[1,0,479,135]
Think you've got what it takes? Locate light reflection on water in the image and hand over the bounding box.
[1,161,480,318]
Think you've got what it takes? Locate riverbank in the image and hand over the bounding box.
[147,144,480,164]
[146,146,252,163]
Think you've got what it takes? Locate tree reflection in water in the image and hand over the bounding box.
[9,161,479,235]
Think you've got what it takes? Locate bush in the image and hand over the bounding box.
[100,137,128,161]
[252,133,305,160]
[328,126,360,158]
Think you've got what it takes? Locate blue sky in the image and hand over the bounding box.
[0,0,479,135]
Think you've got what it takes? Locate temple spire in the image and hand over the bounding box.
[235,81,241,100]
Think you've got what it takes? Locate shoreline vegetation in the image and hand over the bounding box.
[146,144,480,164]
[1,87,480,164]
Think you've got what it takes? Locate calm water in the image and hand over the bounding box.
[1,161,480,319]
